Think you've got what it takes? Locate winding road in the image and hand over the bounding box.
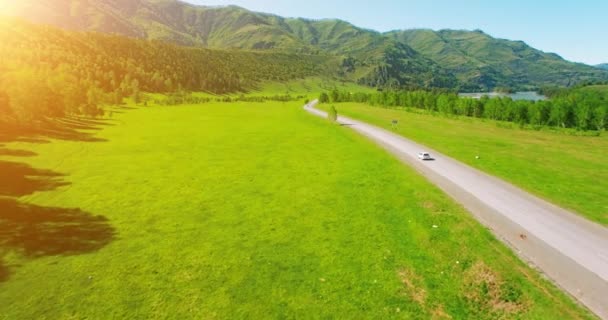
[304,100,608,319]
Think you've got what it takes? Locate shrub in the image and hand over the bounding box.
[328,105,338,122]
[319,92,330,103]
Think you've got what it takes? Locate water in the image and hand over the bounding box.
[459,91,547,101]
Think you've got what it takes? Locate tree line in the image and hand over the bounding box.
[0,19,333,123]
[320,87,608,131]
[153,92,306,106]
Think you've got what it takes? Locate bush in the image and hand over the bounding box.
[328,105,338,122]
[319,92,329,103]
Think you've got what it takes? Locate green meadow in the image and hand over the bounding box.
[0,101,593,319]
[320,102,608,226]
[248,77,377,97]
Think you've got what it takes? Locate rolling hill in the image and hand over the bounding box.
[3,0,608,90]
[596,63,608,70]
[0,18,340,122]
[1,0,456,88]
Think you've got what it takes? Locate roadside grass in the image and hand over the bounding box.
[0,101,593,319]
[319,102,608,226]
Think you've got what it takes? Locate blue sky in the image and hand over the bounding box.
[184,0,607,65]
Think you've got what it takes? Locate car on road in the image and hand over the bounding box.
[418,152,432,160]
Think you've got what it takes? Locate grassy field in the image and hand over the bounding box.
[248,77,376,97]
[319,102,608,226]
[146,78,375,104]
[0,101,593,319]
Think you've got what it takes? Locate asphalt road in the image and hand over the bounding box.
[305,100,608,319]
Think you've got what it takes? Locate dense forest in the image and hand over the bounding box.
[0,19,336,122]
[321,87,608,131]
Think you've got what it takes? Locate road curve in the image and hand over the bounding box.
[304,100,608,319]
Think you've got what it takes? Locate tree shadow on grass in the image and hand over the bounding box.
[0,116,113,144]
[0,160,70,197]
[0,258,9,282]
[0,160,114,282]
[0,198,115,258]
[0,148,37,157]
[0,116,117,282]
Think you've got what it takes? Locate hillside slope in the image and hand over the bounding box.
[3,0,607,90]
[0,18,338,122]
[2,0,457,88]
[388,29,607,90]
[596,63,608,70]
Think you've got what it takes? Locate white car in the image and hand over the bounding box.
[417,152,432,160]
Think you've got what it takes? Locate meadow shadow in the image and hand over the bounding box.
[31,118,110,143]
[0,163,113,283]
[0,198,115,278]
[0,148,37,157]
[0,260,8,282]
[0,116,116,282]
[117,106,137,110]
[0,160,70,197]
[0,116,112,144]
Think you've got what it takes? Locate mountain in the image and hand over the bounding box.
[388,29,607,90]
[2,0,385,52]
[596,64,608,70]
[4,0,608,90]
[2,0,458,88]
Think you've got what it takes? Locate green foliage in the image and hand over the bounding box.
[319,92,330,103]
[153,93,305,106]
[325,88,608,131]
[330,89,340,103]
[328,105,338,122]
[0,19,334,123]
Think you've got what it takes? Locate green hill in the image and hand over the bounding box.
[388,29,608,90]
[4,0,608,90]
[3,0,456,88]
[597,63,608,70]
[0,18,338,121]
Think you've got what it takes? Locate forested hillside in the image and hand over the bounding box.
[5,0,607,90]
[0,19,336,122]
[388,29,608,90]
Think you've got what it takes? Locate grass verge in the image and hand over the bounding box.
[319,102,608,226]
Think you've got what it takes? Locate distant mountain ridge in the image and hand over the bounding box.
[387,29,604,90]
[4,0,608,90]
[597,64,608,70]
